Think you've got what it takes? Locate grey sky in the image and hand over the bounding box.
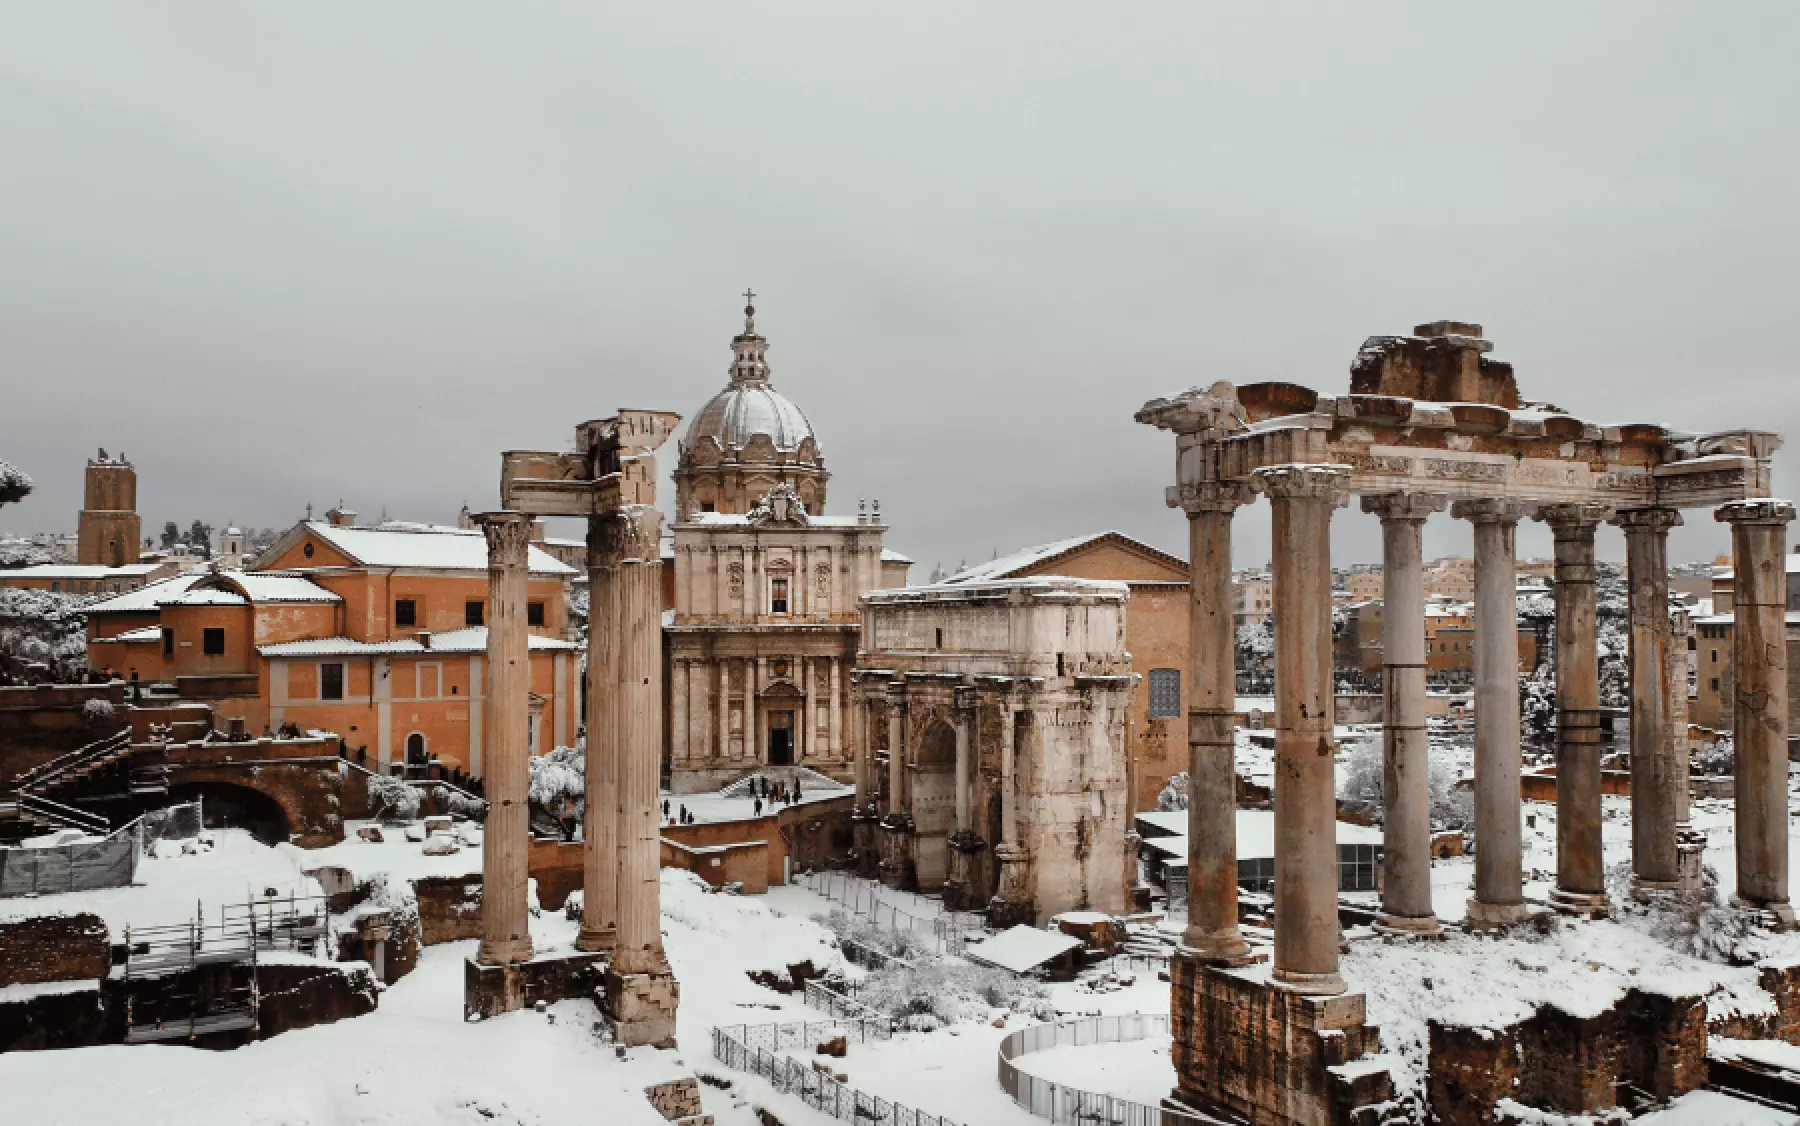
[3,4,1796,575]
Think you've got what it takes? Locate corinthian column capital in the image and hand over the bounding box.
[474,511,534,566]
[1254,464,1351,504]
[1360,491,1447,523]
[1716,498,1796,526]
[1536,502,1614,531]
[1451,497,1531,526]
[1168,480,1256,515]
[1611,507,1684,535]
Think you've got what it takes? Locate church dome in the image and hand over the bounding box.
[689,382,816,456]
[683,297,820,462]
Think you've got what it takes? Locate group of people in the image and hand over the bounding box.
[748,773,802,817]
[662,799,696,826]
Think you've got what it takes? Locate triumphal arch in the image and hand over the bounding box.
[1138,320,1787,1124]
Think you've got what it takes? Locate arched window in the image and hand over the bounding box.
[405,733,427,766]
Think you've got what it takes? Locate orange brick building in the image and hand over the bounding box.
[85,512,579,777]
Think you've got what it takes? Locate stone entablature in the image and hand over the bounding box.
[853,578,1134,923]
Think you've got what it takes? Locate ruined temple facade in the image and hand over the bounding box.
[852,577,1135,924]
[664,304,910,793]
[1141,320,1788,1125]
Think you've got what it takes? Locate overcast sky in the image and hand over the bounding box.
[3,4,1797,575]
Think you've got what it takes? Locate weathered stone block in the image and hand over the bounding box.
[0,913,110,987]
[608,968,680,1049]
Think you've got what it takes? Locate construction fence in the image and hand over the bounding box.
[802,869,980,956]
[713,1019,971,1126]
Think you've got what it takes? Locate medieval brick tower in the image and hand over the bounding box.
[77,450,140,566]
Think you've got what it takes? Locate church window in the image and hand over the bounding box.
[935,628,944,649]
[528,601,546,627]
[321,662,345,701]
[771,578,789,614]
[466,601,484,626]
[202,628,225,656]
[395,599,417,627]
[303,543,315,559]
[1148,669,1181,718]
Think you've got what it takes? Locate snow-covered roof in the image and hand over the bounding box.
[101,626,162,644]
[1132,809,1382,860]
[164,588,248,606]
[276,522,576,576]
[0,563,165,579]
[963,925,1083,974]
[258,627,579,659]
[880,548,913,564]
[84,575,207,614]
[943,531,1183,585]
[228,573,342,604]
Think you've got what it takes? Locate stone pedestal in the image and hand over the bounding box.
[605,967,681,1050]
[1456,500,1533,930]
[877,814,916,890]
[1170,959,1390,1126]
[464,949,608,1021]
[1542,504,1611,919]
[1179,483,1259,964]
[944,829,987,911]
[851,805,880,879]
[1718,499,1797,929]
[1366,491,1446,937]
[989,842,1034,927]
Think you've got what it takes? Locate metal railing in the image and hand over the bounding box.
[998,1013,1224,1126]
[802,869,980,955]
[803,979,886,1023]
[713,1020,970,1126]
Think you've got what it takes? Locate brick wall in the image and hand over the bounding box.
[0,914,110,987]
[413,875,484,946]
[529,837,583,911]
[661,838,769,893]
[0,682,128,782]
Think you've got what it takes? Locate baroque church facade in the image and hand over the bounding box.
[664,302,911,792]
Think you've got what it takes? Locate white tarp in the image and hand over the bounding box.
[963,925,1081,974]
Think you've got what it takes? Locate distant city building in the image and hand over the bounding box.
[77,450,140,567]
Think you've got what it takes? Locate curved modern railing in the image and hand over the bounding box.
[998,1013,1222,1126]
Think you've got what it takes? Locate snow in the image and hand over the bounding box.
[1634,1089,1798,1126]
[258,628,579,658]
[964,925,1081,973]
[1713,1036,1800,1074]
[0,562,166,579]
[85,574,206,614]
[227,573,342,603]
[302,521,576,576]
[1013,1038,1175,1105]
[0,978,100,1003]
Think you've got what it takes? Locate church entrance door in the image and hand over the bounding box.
[768,711,794,765]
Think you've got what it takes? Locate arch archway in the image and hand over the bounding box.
[405,733,428,767]
[167,781,292,846]
[911,718,957,888]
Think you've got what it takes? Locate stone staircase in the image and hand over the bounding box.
[0,729,163,840]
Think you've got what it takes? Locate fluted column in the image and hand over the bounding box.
[1455,499,1532,929]
[990,697,1033,925]
[1717,499,1797,927]
[1540,503,1611,918]
[953,690,974,831]
[1260,465,1348,995]
[1364,491,1446,935]
[575,520,619,953]
[1175,481,1256,964]
[475,512,535,969]
[885,683,906,814]
[1615,507,1684,897]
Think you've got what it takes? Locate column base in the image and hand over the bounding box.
[575,924,617,953]
[606,967,681,1049]
[1177,933,1264,967]
[1548,887,1610,919]
[1629,876,1683,904]
[1731,895,1799,932]
[1270,968,1348,997]
[1464,899,1540,932]
[1372,912,1444,938]
[464,950,608,1021]
[476,936,534,967]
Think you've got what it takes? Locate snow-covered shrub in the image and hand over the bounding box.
[1692,732,1733,775]
[529,742,584,838]
[0,586,91,681]
[447,788,488,821]
[1155,772,1188,812]
[819,908,930,963]
[1339,736,1383,819]
[367,772,421,822]
[1428,752,1471,830]
[0,459,32,508]
[82,698,115,726]
[857,960,1052,1026]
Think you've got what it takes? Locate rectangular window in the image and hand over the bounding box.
[162,628,174,656]
[1710,677,1720,692]
[1147,668,1181,719]
[395,599,417,627]
[321,662,345,701]
[527,601,546,627]
[770,578,789,614]
[202,628,225,655]
[466,601,484,626]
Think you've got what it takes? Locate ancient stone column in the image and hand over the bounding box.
[885,684,906,812]
[879,681,912,888]
[1455,499,1532,929]
[1363,491,1446,936]
[953,690,973,831]
[575,523,619,953]
[1259,465,1348,994]
[1615,507,1684,898]
[475,512,535,971]
[605,504,680,1047]
[1717,499,1796,928]
[947,684,984,909]
[1176,481,1256,964]
[1540,503,1611,918]
[990,699,1033,926]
